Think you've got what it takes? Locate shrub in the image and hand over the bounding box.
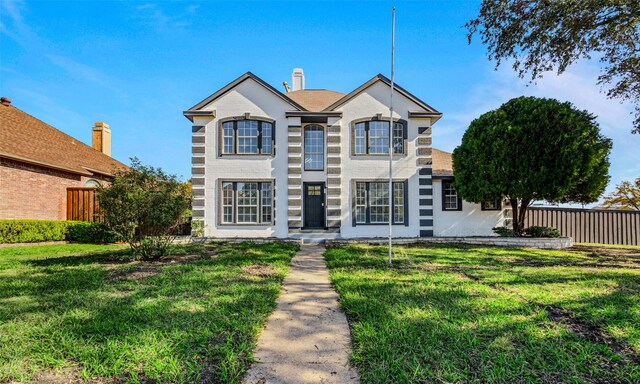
[66,222,119,243]
[0,220,119,244]
[98,158,191,260]
[492,226,517,237]
[0,220,68,243]
[524,226,561,238]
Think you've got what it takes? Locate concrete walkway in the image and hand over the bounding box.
[243,245,360,384]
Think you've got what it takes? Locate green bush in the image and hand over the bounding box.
[0,220,118,244]
[492,226,517,237]
[0,220,68,243]
[66,222,118,243]
[524,226,561,238]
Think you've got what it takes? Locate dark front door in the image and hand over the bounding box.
[304,183,325,229]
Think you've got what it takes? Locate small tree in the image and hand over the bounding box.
[453,96,612,234]
[98,158,191,260]
[601,177,640,211]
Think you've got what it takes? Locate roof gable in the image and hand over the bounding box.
[184,72,306,119]
[326,74,442,120]
[0,104,127,176]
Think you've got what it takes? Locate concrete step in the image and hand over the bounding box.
[289,232,342,245]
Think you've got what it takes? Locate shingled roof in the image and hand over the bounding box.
[432,148,453,177]
[0,102,127,176]
[286,89,345,112]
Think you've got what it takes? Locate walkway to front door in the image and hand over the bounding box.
[242,245,360,384]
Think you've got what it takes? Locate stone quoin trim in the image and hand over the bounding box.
[325,123,342,229]
[287,123,303,230]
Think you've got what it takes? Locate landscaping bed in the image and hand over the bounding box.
[0,241,298,383]
[326,243,640,383]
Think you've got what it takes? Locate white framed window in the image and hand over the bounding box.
[220,181,274,225]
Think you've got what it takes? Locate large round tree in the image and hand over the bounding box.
[453,96,612,234]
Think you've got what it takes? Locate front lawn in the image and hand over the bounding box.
[0,242,297,383]
[326,244,640,383]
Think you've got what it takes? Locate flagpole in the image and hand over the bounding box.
[388,6,395,266]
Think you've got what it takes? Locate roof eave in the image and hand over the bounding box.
[326,74,443,122]
[0,151,93,176]
[187,72,307,114]
[183,110,216,122]
[408,111,443,123]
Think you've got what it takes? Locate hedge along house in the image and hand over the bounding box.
[0,97,127,221]
[184,70,506,239]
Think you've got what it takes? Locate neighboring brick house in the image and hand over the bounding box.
[0,97,127,220]
[183,69,507,239]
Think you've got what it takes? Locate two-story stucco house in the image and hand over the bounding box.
[183,69,506,239]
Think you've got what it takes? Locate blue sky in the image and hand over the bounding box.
[1,0,638,203]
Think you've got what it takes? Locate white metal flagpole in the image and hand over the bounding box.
[388,6,395,266]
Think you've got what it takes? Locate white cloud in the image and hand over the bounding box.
[45,54,118,91]
[132,3,197,30]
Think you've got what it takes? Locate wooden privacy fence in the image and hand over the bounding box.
[525,207,640,245]
[67,187,103,222]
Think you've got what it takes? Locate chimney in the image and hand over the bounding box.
[1,97,11,106]
[92,122,111,156]
[291,68,304,91]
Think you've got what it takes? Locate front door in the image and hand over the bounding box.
[303,183,325,229]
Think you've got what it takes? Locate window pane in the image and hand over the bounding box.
[393,122,404,154]
[369,121,389,155]
[355,123,366,155]
[223,122,234,154]
[261,183,272,223]
[355,182,367,223]
[261,122,272,154]
[393,182,404,223]
[237,121,259,154]
[369,182,389,223]
[444,182,458,210]
[304,125,324,170]
[222,182,234,223]
[237,182,258,222]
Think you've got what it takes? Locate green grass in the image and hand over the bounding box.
[0,241,298,383]
[326,244,640,383]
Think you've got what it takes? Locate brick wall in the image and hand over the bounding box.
[0,158,102,220]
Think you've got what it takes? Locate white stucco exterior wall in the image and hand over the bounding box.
[194,78,293,238]
[335,81,430,238]
[432,179,505,236]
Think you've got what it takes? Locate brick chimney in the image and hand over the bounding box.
[92,122,111,156]
[292,68,304,91]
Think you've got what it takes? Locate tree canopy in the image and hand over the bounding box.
[601,177,640,211]
[453,96,612,234]
[466,0,640,133]
[98,158,191,259]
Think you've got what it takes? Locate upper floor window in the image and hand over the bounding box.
[353,120,406,156]
[442,181,462,211]
[220,119,273,155]
[304,125,324,170]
